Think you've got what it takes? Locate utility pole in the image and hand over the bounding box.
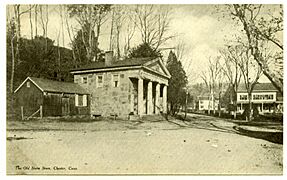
[183,87,189,120]
[184,91,188,120]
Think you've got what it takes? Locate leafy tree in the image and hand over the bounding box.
[166,51,188,115]
[128,42,162,58]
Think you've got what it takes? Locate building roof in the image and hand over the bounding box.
[71,57,156,71]
[237,83,278,92]
[14,77,89,94]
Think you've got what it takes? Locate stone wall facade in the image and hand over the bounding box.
[74,69,140,117]
[73,65,169,118]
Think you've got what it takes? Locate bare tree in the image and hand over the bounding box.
[10,5,34,93]
[201,57,222,115]
[39,5,49,38]
[56,29,61,69]
[67,5,111,61]
[34,5,38,36]
[59,5,65,47]
[109,9,115,51]
[132,5,174,50]
[29,5,33,39]
[227,4,283,95]
[228,44,262,121]
[63,5,78,65]
[39,5,49,52]
[217,68,225,117]
[220,46,242,119]
[174,39,186,63]
[109,5,126,58]
[124,16,136,56]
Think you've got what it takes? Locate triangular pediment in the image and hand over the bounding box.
[147,62,165,74]
[143,58,171,78]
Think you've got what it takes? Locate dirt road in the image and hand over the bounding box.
[6,113,283,175]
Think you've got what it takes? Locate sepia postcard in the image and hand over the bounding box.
[5,2,283,176]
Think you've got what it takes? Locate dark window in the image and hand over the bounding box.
[82,77,88,84]
[97,75,103,87]
[240,95,248,100]
[113,74,119,87]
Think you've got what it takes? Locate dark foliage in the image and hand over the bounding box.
[128,43,162,58]
[7,35,74,89]
[71,23,104,64]
[166,51,188,115]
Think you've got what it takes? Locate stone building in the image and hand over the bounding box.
[70,52,171,118]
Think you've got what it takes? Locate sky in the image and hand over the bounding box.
[6,4,279,84]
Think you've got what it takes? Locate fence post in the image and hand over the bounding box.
[40,105,43,119]
[21,106,24,120]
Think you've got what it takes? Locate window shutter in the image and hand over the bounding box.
[75,94,79,106]
[83,95,87,106]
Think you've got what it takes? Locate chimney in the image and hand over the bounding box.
[105,51,113,66]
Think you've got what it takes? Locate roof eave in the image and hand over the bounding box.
[14,77,44,94]
[70,65,142,74]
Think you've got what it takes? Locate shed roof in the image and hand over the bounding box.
[14,77,89,94]
[71,57,156,71]
[237,83,278,92]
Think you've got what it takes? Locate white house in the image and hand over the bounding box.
[198,96,219,112]
[237,83,283,114]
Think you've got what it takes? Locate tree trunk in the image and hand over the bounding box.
[109,10,114,51]
[247,92,252,121]
[208,96,211,115]
[218,92,221,117]
[212,93,215,115]
[10,35,16,93]
[116,27,120,58]
[12,5,21,93]
[95,24,101,61]
[29,5,33,39]
[35,5,37,36]
[233,100,237,119]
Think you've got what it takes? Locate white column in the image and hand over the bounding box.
[147,81,153,114]
[163,85,167,113]
[155,83,160,114]
[138,78,143,116]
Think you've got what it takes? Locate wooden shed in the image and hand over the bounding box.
[14,77,90,118]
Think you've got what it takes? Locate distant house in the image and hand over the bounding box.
[197,95,219,112]
[70,51,171,117]
[14,77,90,118]
[236,83,283,114]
